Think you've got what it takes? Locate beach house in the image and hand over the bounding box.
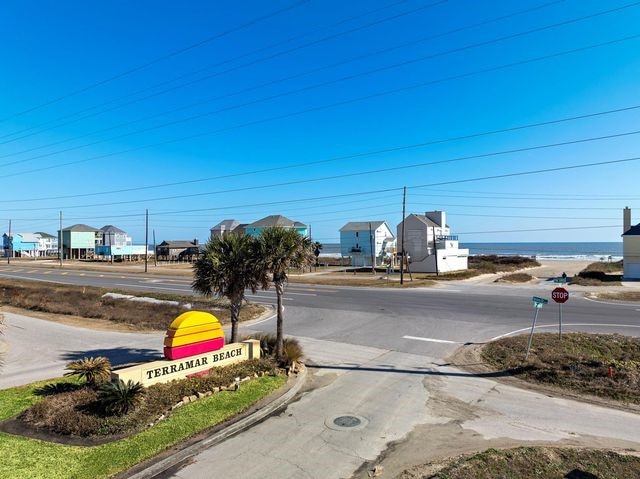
[396,211,468,273]
[339,221,395,267]
[622,207,640,279]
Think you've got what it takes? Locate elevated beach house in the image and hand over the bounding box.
[339,221,395,267]
[59,224,100,259]
[623,207,640,279]
[396,210,468,273]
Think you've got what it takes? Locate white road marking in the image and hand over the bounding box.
[489,323,640,342]
[403,335,459,344]
[113,283,191,292]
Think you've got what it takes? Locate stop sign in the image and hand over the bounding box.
[552,287,569,303]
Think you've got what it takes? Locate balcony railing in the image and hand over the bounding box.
[436,235,458,241]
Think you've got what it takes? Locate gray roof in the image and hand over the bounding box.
[623,224,640,236]
[62,224,99,232]
[158,240,196,248]
[35,231,56,239]
[405,214,439,228]
[211,219,240,231]
[248,215,306,228]
[100,225,127,234]
[339,221,387,232]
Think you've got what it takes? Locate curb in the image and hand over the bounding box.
[125,365,308,479]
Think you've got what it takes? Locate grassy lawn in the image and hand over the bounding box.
[494,273,533,283]
[0,374,285,479]
[482,333,640,405]
[421,446,640,479]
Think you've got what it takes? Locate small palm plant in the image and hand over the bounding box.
[98,379,145,416]
[64,356,112,388]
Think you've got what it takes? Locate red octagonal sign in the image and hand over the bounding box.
[552,287,569,303]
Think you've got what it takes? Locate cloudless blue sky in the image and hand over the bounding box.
[1,0,640,245]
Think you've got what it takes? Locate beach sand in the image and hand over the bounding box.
[526,259,592,280]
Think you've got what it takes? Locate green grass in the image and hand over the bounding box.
[0,375,285,479]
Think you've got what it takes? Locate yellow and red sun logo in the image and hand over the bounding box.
[163,311,225,360]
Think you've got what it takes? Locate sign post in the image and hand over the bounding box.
[526,296,548,360]
[551,287,569,339]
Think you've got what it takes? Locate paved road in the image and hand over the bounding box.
[1,264,640,478]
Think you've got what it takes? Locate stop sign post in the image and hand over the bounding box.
[551,287,569,338]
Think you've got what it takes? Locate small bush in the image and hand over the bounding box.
[64,357,112,388]
[248,333,304,367]
[98,380,145,416]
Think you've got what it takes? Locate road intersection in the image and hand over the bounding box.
[1,264,639,477]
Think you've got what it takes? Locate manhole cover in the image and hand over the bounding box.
[333,415,361,428]
[325,414,368,431]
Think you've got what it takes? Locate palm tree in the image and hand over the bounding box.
[257,227,315,360]
[192,233,261,343]
[64,356,112,388]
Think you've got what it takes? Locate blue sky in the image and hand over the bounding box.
[1,0,640,245]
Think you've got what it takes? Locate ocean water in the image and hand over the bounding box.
[461,242,622,261]
[319,242,623,261]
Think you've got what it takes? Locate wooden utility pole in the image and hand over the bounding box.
[59,211,63,267]
[433,226,439,276]
[7,220,11,264]
[369,222,375,274]
[400,187,406,285]
[153,229,157,267]
[144,209,149,273]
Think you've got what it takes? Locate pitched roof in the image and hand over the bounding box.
[405,214,439,228]
[158,240,196,248]
[623,224,640,236]
[35,232,56,239]
[248,215,306,228]
[62,224,99,232]
[339,221,387,232]
[100,225,127,234]
[19,233,40,242]
[211,219,240,231]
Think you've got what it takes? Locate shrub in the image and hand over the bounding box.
[64,357,112,388]
[249,333,303,367]
[98,379,145,416]
[21,358,278,436]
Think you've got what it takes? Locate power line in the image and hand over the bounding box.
[3,101,639,203]
[5,145,640,213]
[456,225,619,235]
[4,30,640,180]
[0,0,572,155]
[0,0,442,142]
[0,0,311,123]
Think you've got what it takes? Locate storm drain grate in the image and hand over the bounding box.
[333,415,361,428]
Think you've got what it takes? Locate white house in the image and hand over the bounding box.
[339,221,395,267]
[396,210,468,273]
[622,206,640,279]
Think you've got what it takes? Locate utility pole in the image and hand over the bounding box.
[400,187,406,285]
[432,226,439,276]
[59,211,63,267]
[145,209,149,273]
[153,229,157,267]
[369,222,375,274]
[7,219,11,264]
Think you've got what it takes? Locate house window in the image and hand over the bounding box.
[355,232,359,237]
